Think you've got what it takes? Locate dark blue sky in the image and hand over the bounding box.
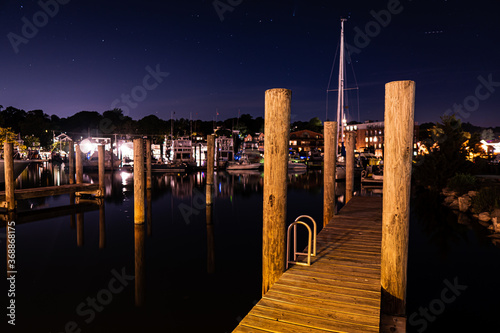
[1,0,499,126]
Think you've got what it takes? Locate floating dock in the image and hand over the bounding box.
[233,196,383,332]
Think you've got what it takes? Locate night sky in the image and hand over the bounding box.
[1,0,499,127]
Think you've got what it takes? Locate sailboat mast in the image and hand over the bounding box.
[336,18,347,144]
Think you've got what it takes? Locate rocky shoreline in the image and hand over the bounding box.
[442,187,500,244]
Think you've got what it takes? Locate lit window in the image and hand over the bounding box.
[369,137,373,142]
[374,137,378,142]
[365,137,368,143]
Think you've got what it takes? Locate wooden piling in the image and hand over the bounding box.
[75,144,83,184]
[98,144,105,197]
[345,131,356,203]
[146,139,152,190]
[380,80,415,332]
[262,88,291,295]
[206,135,215,206]
[134,138,145,225]
[323,121,337,226]
[134,223,145,306]
[69,142,75,185]
[4,143,15,211]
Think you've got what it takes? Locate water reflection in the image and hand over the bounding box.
[134,223,145,307]
[206,204,214,274]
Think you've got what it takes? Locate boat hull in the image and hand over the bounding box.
[0,160,30,184]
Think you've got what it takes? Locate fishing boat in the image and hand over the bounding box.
[226,158,261,170]
[288,160,307,171]
[83,151,121,170]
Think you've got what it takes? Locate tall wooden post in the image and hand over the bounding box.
[345,131,356,203]
[146,139,152,190]
[69,142,75,184]
[323,121,337,226]
[98,144,105,197]
[206,135,215,206]
[4,143,15,211]
[380,80,415,332]
[75,144,83,184]
[134,138,145,225]
[262,88,291,295]
[134,224,145,306]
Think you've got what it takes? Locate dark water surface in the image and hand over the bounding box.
[1,163,499,332]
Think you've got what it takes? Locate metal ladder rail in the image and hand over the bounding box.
[286,215,317,269]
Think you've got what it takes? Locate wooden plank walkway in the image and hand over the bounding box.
[233,196,383,333]
[0,183,99,201]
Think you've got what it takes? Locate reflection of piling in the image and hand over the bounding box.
[134,224,145,306]
[146,139,152,190]
[98,144,105,197]
[99,202,106,249]
[262,88,291,296]
[147,189,152,237]
[75,144,83,184]
[206,204,214,274]
[206,135,215,206]
[380,80,415,331]
[76,212,84,247]
[70,193,76,229]
[4,143,15,211]
[345,131,356,203]
[69,142,75,185]
[134,138,145,225]
[323,121,337,226]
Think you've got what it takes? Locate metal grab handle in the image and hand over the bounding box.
[286,221,312,269]
[294,215,317,257]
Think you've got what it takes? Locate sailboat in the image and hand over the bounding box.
[328,18,362,180]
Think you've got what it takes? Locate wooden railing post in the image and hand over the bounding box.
[345,131,356,203]
[380,80,415,332]
[324,121,337,226]
[134,138,145,225]
[262,88,291,295]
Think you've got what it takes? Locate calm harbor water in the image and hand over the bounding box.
[1,163,499,332]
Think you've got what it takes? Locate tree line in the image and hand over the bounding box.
[0,106,326,149]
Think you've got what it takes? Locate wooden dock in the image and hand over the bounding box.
[233,196,383,333]
[0,183,99,202]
